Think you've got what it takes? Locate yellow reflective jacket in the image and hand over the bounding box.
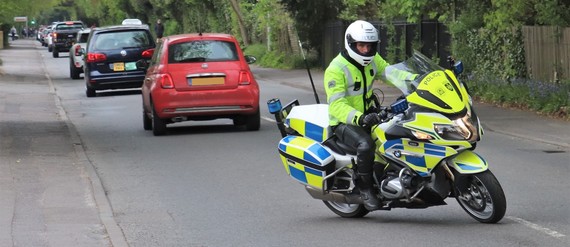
[324,53,390,126]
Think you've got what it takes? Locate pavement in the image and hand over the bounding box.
[0,39,126,246]
[0,39,568,247]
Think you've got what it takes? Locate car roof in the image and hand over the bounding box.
[92,25,149,33]
[164,33,237,43]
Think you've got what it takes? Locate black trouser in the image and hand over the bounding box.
[334,124,375,174]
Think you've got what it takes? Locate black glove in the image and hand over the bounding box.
[358,113,381,128]
[378,109,388,120]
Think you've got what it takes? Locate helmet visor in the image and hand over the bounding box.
[350,41,378,57]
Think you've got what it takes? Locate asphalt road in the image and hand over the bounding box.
[0,39,569,247]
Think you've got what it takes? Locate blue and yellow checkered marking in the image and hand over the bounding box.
[380,139,456,177]
[287,161,325,188]
[285,118,329,142]
[278,135,334,189]
[279,135,332,164]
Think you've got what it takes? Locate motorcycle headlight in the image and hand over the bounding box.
[434,114,477,141]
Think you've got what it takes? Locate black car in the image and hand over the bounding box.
[83,24,155,97]
[50,21,85,58]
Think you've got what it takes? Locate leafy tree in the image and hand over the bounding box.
[280,0,343,55]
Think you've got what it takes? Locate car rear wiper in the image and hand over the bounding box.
[179,57,206,62]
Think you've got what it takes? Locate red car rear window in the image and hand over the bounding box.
[168,40,239,63]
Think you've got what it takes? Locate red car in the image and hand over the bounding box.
[141,33,260,135]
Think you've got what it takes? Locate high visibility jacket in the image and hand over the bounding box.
[324,53,390,126]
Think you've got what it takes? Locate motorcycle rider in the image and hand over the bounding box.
[324,20,415,210]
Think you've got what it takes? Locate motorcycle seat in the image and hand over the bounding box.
[323,137,357,156]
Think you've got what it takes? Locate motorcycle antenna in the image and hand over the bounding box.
[297,34,320,104]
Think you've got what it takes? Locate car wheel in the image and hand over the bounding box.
[86,87,96,97]
[143,108,152,131]
[70,60,81,79]
[52,47,59,58]
[245,109,260,131]
[48,46,53,52]
[152,103,167,136]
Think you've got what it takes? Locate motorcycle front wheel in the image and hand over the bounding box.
[323,201,369,218]
[455,170,506,223]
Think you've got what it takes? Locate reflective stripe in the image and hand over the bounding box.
[384,66,397,81]
[342,66,354,89]
[346,109,358,124]
[328,92,345,104]
[370,60,378,76]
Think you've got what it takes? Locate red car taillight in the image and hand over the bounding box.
[86,53,107,63]
[239,70,252,85]
[142,49,154,58]
[74,45,81,56]
[159,74,174,89]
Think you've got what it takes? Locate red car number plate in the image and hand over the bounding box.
[188,77,224,86]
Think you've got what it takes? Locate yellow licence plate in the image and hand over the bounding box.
[113,62,125,71]
[188,77,225,86]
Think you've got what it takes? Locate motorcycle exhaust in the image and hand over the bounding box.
[305,186,363,204]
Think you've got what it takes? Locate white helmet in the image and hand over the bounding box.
[344,20,379,66]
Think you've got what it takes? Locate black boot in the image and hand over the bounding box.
[357,173,380,211]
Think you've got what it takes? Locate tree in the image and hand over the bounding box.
[229,0,250,46]
[280,0,343,56]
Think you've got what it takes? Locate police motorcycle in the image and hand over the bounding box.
[267,51,506,223]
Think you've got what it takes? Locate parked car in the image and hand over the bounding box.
[50,21,85,58]
[83,24,155,97]
[140,33,260,136]
[69,28,91,79]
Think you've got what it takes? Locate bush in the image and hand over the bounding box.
[243,43,319,69]
[468,75,569,119]
[243,44,267,61]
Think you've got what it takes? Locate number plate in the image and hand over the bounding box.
[125,62,137,71]
[188,77,225,86]
[113,62,125,71]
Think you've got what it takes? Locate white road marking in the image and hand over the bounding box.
[262,116,276,123]
[507,216,566,239]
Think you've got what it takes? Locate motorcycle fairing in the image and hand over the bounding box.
[278,135,335,189]
[407,70,466,115]
[402,112,474,148]
[379,139,457,177]
[284,104,331,142]
[449,150,488,174]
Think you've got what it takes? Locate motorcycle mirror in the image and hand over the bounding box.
[454,61,464,75]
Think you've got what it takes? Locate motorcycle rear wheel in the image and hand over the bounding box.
[455,170,506,223]
[323,201,369,218]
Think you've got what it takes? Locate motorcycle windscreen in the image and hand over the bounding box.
[406,70,466,115]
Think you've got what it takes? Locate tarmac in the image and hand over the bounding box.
[0,39,568,247]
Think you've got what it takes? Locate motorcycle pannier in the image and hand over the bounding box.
[278,135,335,190]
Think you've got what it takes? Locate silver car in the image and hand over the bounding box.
[69,28,91,79]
